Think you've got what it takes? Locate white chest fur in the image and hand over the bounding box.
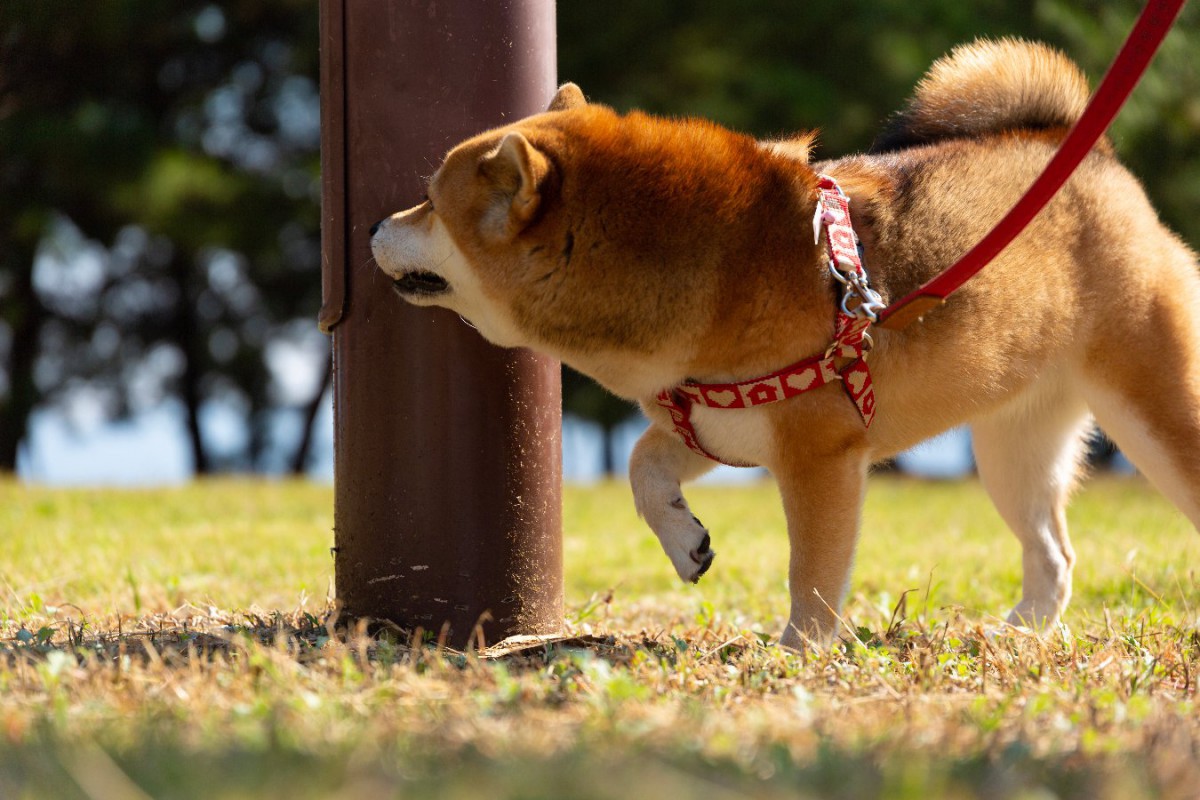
[686,404,777,468]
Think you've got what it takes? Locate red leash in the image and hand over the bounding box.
[877,0,1187,331]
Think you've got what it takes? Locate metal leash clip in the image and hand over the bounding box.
[840,273,886,323]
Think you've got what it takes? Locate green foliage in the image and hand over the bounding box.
[4,2,1197,470]
[0,0,325,472]
[559,0,1200,240]
[562,365,636,474]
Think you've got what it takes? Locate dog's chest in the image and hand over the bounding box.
[686,405,777,469]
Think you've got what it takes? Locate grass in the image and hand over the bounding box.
[1,475,1198,799]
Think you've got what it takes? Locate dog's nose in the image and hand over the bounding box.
[369,217,387,237]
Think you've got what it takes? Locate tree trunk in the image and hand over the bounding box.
[180,350,209,475]
[0,255,45,472]
[170,253,210,475]
[600,422,617,477]
[289,350,331,476]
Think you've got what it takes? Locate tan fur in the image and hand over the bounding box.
[872,38,1102,153]
[372,43,1200,648]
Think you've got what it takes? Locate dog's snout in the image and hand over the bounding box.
[369,217,387,237]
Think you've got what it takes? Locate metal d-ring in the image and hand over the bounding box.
[828,260,851,286]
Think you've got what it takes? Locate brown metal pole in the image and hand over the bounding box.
[319,0,562,648]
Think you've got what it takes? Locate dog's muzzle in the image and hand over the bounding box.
[392,271,450,298]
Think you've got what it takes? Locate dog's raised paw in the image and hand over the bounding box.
[688,531,714,583]
[690,549,715,583]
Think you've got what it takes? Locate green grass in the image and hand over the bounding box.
[1,476,1198,799]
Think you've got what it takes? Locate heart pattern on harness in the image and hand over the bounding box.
[706,389,737,408]
[845,368,867,395]
[785,369,817,391]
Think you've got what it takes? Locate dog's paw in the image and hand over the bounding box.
[988,616,1070,643]
[649,503,715,583]
[1004,603,1062,633]
[686,524,715,583]
[984,623,1031,642]
[631,477,716,584]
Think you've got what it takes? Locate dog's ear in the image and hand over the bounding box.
[547,82,586,112]
[479,131,550,238]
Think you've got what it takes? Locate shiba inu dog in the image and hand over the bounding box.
[370,39,1200,649]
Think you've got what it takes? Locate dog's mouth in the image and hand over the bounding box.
[392,271,450,298]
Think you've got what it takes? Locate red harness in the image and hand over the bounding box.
[655,177,879,466]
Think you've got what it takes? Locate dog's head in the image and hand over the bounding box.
[371,84,824,396]
[370,84,588,351]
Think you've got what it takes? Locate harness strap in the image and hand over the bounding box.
[657,178,877,466]
[655,313,876,466]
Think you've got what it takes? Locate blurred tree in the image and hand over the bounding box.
[0,1,325,474]
[562,366,636,476]
[1,1,1194,476]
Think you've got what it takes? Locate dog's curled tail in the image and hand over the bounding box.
[871,38,1092,153]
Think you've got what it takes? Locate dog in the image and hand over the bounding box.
[371,39,1200,649]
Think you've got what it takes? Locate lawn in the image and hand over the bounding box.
[1,476,1198,799]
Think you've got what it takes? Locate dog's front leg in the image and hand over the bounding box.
[629,424,718,583]
[774,448,870,649]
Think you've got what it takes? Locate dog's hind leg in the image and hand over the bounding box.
[629,425,719,584]
[1079,306,1200,530]
[971,376,1093,630]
